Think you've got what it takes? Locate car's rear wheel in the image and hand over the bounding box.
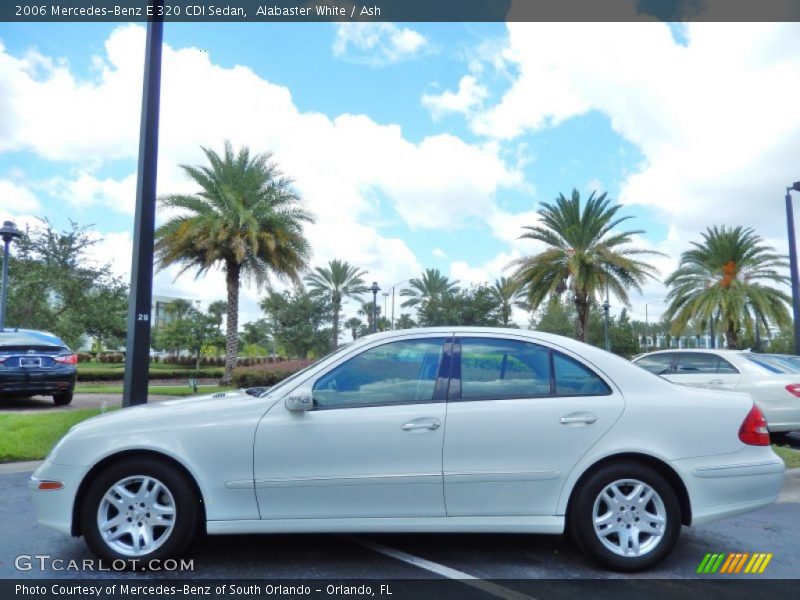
[569,461,681,571]
[80,457,199,566]
[53,391,73,406]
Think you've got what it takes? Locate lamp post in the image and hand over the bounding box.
[602,280,611,351]
[0,220,22,331]
[382,292,389,331]
[785,181,800,355]
[369,282,380,333]
[389,278,412,330]
[644,299,666,350]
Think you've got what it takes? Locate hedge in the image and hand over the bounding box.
[232,360,314,389]
[77,368,225,382]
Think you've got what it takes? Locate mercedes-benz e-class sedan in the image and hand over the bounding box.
[0,329,77,406]
[31,328,784,571]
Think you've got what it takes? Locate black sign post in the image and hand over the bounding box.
[122,0,164,407]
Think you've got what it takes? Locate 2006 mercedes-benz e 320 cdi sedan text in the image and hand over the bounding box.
[31,327,784,571]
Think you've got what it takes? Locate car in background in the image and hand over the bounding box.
[31,327,784,572]
[0,329,77,406]
[632,349,800,433]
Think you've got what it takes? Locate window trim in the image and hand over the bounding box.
[448,336,612,403]
[310,336,452,411]
[673,352,740,375]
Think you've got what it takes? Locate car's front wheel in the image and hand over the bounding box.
[569,461,681,571]
[80,457,199,565]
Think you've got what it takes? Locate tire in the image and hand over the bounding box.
[569,461,681,571]
[53,391,73,406]
[80,457,199,567]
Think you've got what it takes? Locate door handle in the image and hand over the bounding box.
[559,414,597,425]
[402,419,441,431]
[708,379,724,385]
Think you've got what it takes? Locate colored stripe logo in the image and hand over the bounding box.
[696,552,773,574]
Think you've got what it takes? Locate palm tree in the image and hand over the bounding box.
[305,259,369,349]
[400,268,460,308]
[508,189,662,341]
[663,225,790,349]
[488,276,526,326]
[344,317,363,341]
[155,141,313,384]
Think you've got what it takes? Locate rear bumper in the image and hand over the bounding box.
[0,368,76,396]
[758,404,800,433]
[672,452,785,526]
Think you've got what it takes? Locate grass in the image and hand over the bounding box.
[772,443,800,469]
[74,384,234,396]
[0,408,108,462]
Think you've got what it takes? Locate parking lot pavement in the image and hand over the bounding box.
[1,468,798,583]
[0,393,174,412]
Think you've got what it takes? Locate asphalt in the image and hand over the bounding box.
[1,466,798,582]
[0,393,176,412]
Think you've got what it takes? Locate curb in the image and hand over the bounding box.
[0,460,43,475]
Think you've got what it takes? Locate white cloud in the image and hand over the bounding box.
[421,75,489,119]
[40,172,137,214]
[0,179,40,212]
[467,22,800,249]
[332,23,428,66]
[432,248,447,259]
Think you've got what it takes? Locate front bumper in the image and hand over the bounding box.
[29,460,88,536]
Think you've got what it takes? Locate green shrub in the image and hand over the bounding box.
[77,367,225,382]
[77,352,93,363]
[232,359,314,388]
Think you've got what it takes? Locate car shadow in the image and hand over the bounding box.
[0,395,59,410]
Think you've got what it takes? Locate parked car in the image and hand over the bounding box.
[31,328,783,571]
[0,329,77,406]
[632,349,800,433]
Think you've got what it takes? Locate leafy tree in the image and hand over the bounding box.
[305,259,368,349]
[154,303,218,368]
[400,268,459,312]
[663,226,790,349]
[155,141,313,384]
[344,317,363,341]
[531,297,577,337]
[261,287,332,359]
[508,190,662,341]
[488,276,526,326]
[6,219,128,349]
[241,318,272,352]
[394,313,417,330]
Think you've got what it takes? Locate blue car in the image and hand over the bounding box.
[0,329,77,405]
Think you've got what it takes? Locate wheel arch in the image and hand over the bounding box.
[565,452,692,527]
[71,449,207,537]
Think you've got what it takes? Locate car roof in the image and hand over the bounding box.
[0,329,67,347]
[634,348,748,356]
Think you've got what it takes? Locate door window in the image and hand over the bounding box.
[459,338,551,400]
[634,354,674,375]
[675,353,738,374]
[312,338,446,409]
[553,352,611,396]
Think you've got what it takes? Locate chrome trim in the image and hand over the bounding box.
[254,473,441,488]
[692,460,784,478]
[444,469,561,483]
[224,480,256,489]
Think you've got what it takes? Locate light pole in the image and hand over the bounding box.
[644,299,666,350]
[382,292,389,331]
[389,278,412,330]
[369,282,380,333]
[0,220,22,331]
[602,280,610,351]
[785,181,800,355]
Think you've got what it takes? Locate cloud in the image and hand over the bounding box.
[0,179,40,213]
[40,172,137,214]
[332,23,428,66]
[421,75,489,119]
[432,247,447,259]
[466,22,800,249]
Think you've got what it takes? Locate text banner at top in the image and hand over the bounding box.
[3,0,800,23]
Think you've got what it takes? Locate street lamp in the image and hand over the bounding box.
[382,292,389,331]
[0,220,22,331]
[644,298,666,350]
[602,280,611,351]
[785,181,800,355]
[389,278,412,330]
[369,282,380,333]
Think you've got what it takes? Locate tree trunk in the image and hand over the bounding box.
[332,297,340,350]
[221,262,241,386]
[725,320,738,349]
[574,293,589,342]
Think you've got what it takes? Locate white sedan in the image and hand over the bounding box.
[632,349,800,433]
[31,328,784,572]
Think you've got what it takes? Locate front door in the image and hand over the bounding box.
[253,335,450,519]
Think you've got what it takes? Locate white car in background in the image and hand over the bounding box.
[31,328,784,572]
[632,349,800,433]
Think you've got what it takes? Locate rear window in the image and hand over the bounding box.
[0,330,66,349]
[744,355,798,374]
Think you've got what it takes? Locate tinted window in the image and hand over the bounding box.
[312,338,445,408]
[634,354,674,375]
[553,352,611,396]
[675,353,739,374]
[745,355,795,374]
[460,338,551,400]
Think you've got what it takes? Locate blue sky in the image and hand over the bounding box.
[1,21,798,327]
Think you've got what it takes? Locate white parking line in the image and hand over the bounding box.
[349,537,537,600]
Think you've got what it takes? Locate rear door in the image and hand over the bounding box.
[442,334,624,517]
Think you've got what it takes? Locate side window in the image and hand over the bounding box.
[312,338,446,409]
[635,354,674,375]
[717,357,739,374]
[675,353,723,374]
[460,338,551,400]
[553,352,611,396]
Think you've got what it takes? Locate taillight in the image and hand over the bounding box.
[738,405,770,446]
[785,384,800,398]
[54,354,78,365]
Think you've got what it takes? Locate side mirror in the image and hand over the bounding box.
[285,390,313,411]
